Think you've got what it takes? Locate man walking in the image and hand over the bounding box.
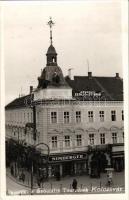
[72,179,77,192]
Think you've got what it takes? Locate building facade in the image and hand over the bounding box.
[5,18,124,179]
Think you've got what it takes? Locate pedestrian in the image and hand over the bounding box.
[22,172,25,183]
[72,178,77,191]
[19,171,25,183]
[107,172,112,186]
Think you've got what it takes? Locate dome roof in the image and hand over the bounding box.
[38,65,70,89]
[46,44,57,55]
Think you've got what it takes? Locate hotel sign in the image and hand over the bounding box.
[75,91,101,97]
[50,153,87,162]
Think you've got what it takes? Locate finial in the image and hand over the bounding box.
[47,17,55,45]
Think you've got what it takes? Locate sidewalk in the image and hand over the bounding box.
[6,167,38,189]
[6,167,125,194]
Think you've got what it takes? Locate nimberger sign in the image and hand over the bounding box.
[50,154,87,161]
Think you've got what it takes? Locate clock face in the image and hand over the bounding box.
[52,72,60,84]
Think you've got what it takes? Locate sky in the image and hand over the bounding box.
[3,0,123,105]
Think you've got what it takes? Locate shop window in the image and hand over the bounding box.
[112,132,117,144]
[122,110,124,121]
[100,133,105,144]
[76,134,82,146]
[51,112,57,123]
[88,111,93,122]
[52,136,57,148]
[111,110,116,121]
[99,111,104,122]
[65,135,70,147]
[64,112,70,124]
[89,134,94,145]
[76,111,81,123]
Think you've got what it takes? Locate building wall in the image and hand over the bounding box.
[5,107,34,144]
[5,101,124,152]
[5,100,124,175]
[36,101,124,154]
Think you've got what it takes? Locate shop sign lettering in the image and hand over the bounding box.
[51,154,86,161]
[75,91,101,97]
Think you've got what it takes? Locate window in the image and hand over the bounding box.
[51,112,57,123]
[76,111,81,123]
[122,110,124,121]
[99,111,104,122]
[111,110,116,121]
[89,134,94,145]
[112,132,117,144]
[100,133,105,144]
[52,136,57,148]
[64,112,70,123]
[88,111,93,122]
[27,113,29,122]
[76,135,82,146]
[65,135,70,147]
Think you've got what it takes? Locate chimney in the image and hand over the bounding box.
[115,73,119,79]
[68,68,74,80]
[30,86,33,94]
[88,72,92,78]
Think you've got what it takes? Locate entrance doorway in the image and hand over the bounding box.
[113,157,124,172]
[90,152,108,177]
[62,162,73,176]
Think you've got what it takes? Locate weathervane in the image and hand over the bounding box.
[47,17,55,45]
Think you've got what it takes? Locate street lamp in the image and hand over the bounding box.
[30,142,50,194]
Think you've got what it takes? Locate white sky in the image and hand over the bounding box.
[3,0,123,105]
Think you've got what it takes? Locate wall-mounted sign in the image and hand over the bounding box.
[50,153,87,162]
[75,91,101,97]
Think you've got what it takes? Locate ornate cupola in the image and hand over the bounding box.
[34,17,72,100]
[46,45,57,66]
[46,18,57,66]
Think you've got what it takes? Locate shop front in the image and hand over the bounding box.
[111,144,124,172]
[89,151,109,178]
[48,152,88,178]
[87,144,112,177]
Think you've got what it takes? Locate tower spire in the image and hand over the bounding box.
[47,17,55,45]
